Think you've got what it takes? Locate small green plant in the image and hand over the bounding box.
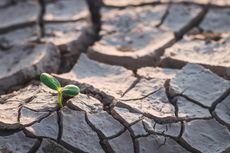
[40,73,80,108]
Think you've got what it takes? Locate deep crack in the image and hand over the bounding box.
[27,138,42,153]
[57,110,63,143]
[84,112,112,153]
[121,77,141,98]
[37,0,46,39]
[209,88,230,113]
[118,87,162,101]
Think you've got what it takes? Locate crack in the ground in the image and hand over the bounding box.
[67,97,140,153]
[20,111,51,128]
[66,104,124,152]
[84,112,112,153]
[176,5,209,39]
[178,116,213,122]
[131,130,138,153]
[156,4,171,28]
[0,20,35,34]
[212,112,230,129]
[114,123,138,153]
[0,0,16,9]
[103,0,211,9]
[58,26,96,73]
[173,94,209,109]
[118,87,162,101]
[27,138,42,153]
[86,0,102,34]
[37,0,46,39]
[178,121,184,139]
[103,1,161,9]
[56,110,63,143]
[154,3,209,69]
[21,105,51,113]
[166,80,215,122]
[1,1,229,152]
[105,127,126,140]
[54,75,115,110]
[102,106,140,153]
[116,100,180,124]
[210,90,230,129]
[60,141,86,153]
[17,106,22,123]
[121,77,141,98]
[164,79,178,117]
[0,128,22,136]
[22,112,59,141]
[0,18,89,34]
[140,120,192,153]
[209,88,230,113]
[171,87,230,122]
[57,107,109,153]
[178,137,202,153]
[134,133,150,139]
[142,119,179,140]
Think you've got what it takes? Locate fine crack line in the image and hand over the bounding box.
[118,87,162,101]
[60,140,86,153]
[19,107,51,128]
[142,119,180,140]
[17,106,22,123]
[0,18,87,35]
[54,75,115,109]
[209,88,230,113]
[210,90,230,129]
[22,105,54,113]
[142,122,191,153]
[121,77,141,98]
[142,120,198,153]
[212,112,230,129]
[23,128,57,142]
[37,0,46,39]
[177,116,213,122]
[66,105,117,152]
[176,4,209,39]
[155,4,171,28]
[178,137,202,153]
[57,110,63,143]
[173,94,209,109]
[21,112,58,141]
[103,1,161,9]
[0,21,35,35]
[107,108,139,153]
[164,79,178,117]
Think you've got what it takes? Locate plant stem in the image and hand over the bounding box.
[57,89,63,108]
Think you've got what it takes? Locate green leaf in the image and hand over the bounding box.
[62,85,80,97]
[40,73,61,91]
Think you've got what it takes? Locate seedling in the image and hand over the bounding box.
[40,73,80,108]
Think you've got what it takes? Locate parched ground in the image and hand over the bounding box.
[0,0,230,153]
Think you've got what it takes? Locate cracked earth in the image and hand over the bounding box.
[0,0,230,153]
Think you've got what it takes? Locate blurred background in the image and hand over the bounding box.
[0,0,229,93]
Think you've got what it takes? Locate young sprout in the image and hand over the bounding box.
[40,73,80,108]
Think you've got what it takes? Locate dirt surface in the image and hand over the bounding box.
[0,0,230,153]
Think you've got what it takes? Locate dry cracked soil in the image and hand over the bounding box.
[0,0,230,153]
